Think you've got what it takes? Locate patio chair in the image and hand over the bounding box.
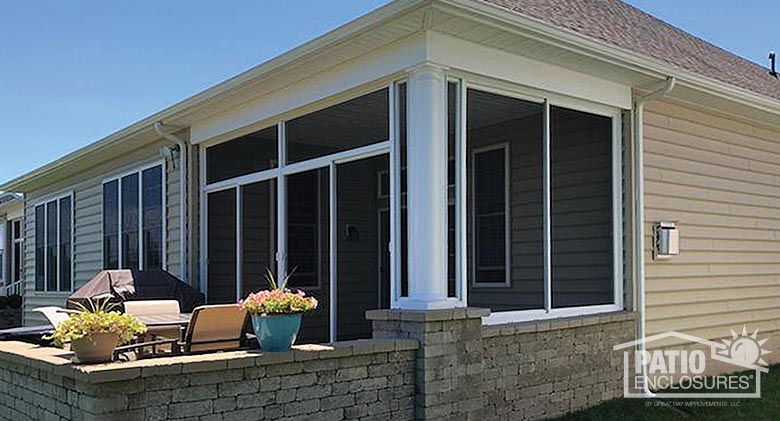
[123,300,182,340]
[32,307,76,329]
[114,304,249,358]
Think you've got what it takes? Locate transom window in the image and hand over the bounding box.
[34,195,72,292]
[103,164,164,272]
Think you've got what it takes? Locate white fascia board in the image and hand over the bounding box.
[427,31,632,110]
[191,33,429,145]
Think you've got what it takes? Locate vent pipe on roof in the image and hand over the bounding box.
[634,77,676,398]
[770,52,777,78]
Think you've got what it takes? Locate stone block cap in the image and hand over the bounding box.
[365,307,490,322]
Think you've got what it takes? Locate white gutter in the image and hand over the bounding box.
[154,122,188,283]
[634,76,676,397]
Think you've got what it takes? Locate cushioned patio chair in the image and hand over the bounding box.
[114,304,250,359]
[32,307,75,328]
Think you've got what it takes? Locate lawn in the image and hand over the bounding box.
[555,366,778,420]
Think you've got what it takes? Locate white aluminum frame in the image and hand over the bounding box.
[101,161,167,273]
[198,72,625,330]
[458,80,625,325]
[32,191,74,293]
[201,83,397,342]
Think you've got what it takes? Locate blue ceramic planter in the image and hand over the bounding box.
[251,313,302,352]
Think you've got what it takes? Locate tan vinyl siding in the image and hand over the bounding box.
[22,140,183,325]
[643,97,780,352]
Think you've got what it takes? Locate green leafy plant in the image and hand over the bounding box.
[46,298,147,348]
[239,268,318,315]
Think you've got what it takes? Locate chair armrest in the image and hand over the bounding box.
[114,338,181,357]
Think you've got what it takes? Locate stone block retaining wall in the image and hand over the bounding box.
[0,340,417,421]
[480,313,637,420]
[367,309,637,421]
[0,310,638,421]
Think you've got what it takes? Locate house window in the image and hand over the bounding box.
[0,224,4,283]
[34,196,72,292]
[11,219,24,284]
[103,164,164,272]
[472,145,509,286]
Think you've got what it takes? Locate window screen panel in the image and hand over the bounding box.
[551,106,613,308]
[207,188,237,303]
[466,89,544,312]
[206,125,278,184]
[241,179,277,296]
[286,89,388,164]
[286,170,322,288]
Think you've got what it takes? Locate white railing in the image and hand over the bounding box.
[3,281,23,296]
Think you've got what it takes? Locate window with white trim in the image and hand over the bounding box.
[34,196,72,292]
[11,219,23,284]
[472,145,509,286]
[103,164,164,272]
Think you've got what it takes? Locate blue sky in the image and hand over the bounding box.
[0,0,776,184]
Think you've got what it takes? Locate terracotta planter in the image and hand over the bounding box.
[71,332,119,363]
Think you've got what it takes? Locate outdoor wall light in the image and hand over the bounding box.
[653,221,679,260]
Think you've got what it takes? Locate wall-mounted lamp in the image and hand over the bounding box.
[344,224,359,241]
[653,221,679,260]
[160,144,180,171]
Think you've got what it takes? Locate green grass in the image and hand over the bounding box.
[555,366,778,420]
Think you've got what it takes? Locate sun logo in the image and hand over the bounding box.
[717,326,772,367]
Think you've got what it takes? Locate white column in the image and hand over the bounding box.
[401,64,453,309]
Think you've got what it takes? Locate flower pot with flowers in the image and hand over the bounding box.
[46,298,147,363]
[239,269,318,352]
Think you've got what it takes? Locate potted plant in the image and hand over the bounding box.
[46,299,147,363]
[239,269,318,352]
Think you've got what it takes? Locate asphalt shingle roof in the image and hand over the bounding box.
[484,0,780,101]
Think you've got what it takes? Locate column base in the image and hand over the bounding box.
[392,297,463,310]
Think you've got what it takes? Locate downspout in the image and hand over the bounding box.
[154,121,188,283]
[634,77,675,397]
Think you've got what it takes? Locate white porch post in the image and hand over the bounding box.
[401,64,453,310]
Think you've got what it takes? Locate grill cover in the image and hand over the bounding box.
[66,270,205,313]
